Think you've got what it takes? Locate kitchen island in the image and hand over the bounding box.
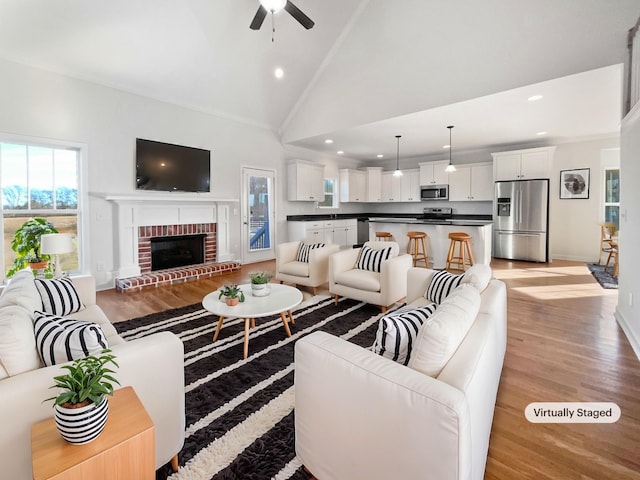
[368,218,493,269]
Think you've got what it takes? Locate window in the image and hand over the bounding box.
[318,178,338,208]
[603,168,620,232]
[1,140,82,277]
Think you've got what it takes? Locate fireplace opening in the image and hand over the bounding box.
[151,234,205,271]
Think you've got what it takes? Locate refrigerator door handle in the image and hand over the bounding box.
[497,232,541,237]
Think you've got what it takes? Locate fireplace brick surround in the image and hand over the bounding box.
[115,222,240,292]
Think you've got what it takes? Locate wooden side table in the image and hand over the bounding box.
[31,386,155,480]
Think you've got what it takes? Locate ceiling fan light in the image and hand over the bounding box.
[260,0,287,13]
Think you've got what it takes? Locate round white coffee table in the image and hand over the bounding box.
[202,283,303,359]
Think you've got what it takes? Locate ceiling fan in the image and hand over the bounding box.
[250,0,315,33]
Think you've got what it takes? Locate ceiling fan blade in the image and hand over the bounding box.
[249,6,268,30]
[284,1,315,29]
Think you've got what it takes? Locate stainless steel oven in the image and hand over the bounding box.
[420,184,449,201]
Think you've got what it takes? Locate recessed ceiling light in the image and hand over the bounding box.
[536,131,548,136]
[528,94,543,102]
[324,139,333,144]
[274,67,284,79]
[377,154,384,158]
[337,150,344,155]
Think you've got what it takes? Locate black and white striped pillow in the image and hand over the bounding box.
[35,277,84,316]
[355,245,393,273]
[34,312,108,367]
[296,242,325,263]
[372,304,438,365]
[425,270,464,304]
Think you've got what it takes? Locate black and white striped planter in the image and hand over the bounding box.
[54,396,109,445]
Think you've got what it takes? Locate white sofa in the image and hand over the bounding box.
[276,241,340,295]
[0,271,185,479]
[329,241,413,311]
[295,267,507,480]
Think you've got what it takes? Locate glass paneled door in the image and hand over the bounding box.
[241,167,275,263]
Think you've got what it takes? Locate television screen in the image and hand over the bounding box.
[136,138,211,192]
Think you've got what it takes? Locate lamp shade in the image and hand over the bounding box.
[40,234,73,255]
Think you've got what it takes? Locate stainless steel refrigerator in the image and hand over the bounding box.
[494,179,549,262]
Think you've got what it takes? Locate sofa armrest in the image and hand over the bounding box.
[329,247,360,280]
[276,241,300,268]
[0,332,185,479]
[379,253,413,305]
[308,244,340,285]
[295,331,471,480]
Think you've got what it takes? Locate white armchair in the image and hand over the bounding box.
[329,241,412,311]
[276,241,340,295]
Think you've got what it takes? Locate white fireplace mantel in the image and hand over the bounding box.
[97,192,236,278]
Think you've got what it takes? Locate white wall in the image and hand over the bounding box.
[0,59,284,288]
[549,137,620,262]
[617,104,640,359]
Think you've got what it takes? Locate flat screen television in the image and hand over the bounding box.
[136,138,211,192]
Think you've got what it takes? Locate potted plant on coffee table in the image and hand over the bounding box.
[218,284,246,306]
[249,271,272,297]
[7,217,58,278]
[45,350,119,445]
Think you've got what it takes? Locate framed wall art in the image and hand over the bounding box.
[560,168,590,199]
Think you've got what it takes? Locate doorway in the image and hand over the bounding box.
[241,167,275,264]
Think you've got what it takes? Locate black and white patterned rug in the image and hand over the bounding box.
[587,263,618,289]
[115,294,390,480]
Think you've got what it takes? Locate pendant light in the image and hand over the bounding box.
[445,125,456,173]
[393,135,403,177]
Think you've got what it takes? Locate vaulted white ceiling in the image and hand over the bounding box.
[0,0,638,159]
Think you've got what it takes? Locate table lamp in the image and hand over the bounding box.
[40,233,73,277]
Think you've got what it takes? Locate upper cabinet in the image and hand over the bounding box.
[364,167,383,202]
[287,160,325,201]
[339,169,366,202]
[381,171,402,202]
[419,161,449,186]
[400,169,421,202]
[448,163,493,201]
[492,146,556,181]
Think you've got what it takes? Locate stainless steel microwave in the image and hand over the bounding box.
[420,184,449,200]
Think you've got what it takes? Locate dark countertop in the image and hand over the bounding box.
[286,212,493,226]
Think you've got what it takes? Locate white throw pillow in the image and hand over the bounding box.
[296,242,325,263]
[355,245,393,273]
[0,305,42,378]
[372,304,438,365]
[424,270,464,304]
[34,312,108,367]
[35,277,84,316]
[409,284,480,377]
[460,264,492,292]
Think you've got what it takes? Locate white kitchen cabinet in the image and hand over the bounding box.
[492,147,555,181]
[419,161,449,186]
[287,160,325,201]
[364,167,383,202]
[288,219,358,247]
[400,169,421,202]
[328,219,357,246]
[288,220,325,243]
[381,171,402,202]
[339,169,366,202]
[448,163,494,201]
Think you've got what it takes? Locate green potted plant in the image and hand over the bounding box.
[218,284,246,306]
[45,350,120,444]
[7,217,58,277]
[249,271,272,297]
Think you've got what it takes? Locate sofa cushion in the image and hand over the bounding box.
[460,264,492,292]
[68,305,124,345]
[35,277,84,316]
[296,242,325,263]
[372,304,438,365]
[0,270,42,312]
[335,269,381,292]
[0,305,42,378]
[424,269,465,304]
[34,312,108,367]
[409,284,480,377]
[355,245,393,273]
[279,261,310,278]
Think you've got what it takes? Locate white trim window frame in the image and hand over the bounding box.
[603,167,620,232]
[1,134,87,280]
[318,178,338,209]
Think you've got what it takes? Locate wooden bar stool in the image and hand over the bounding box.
[406,231,429,267]
[446,232,474,271]
[375,231,393,241]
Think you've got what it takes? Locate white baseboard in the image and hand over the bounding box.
[615,307,640,362]
[550,253,596,263]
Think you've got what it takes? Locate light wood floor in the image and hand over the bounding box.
[96,258,640,479]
